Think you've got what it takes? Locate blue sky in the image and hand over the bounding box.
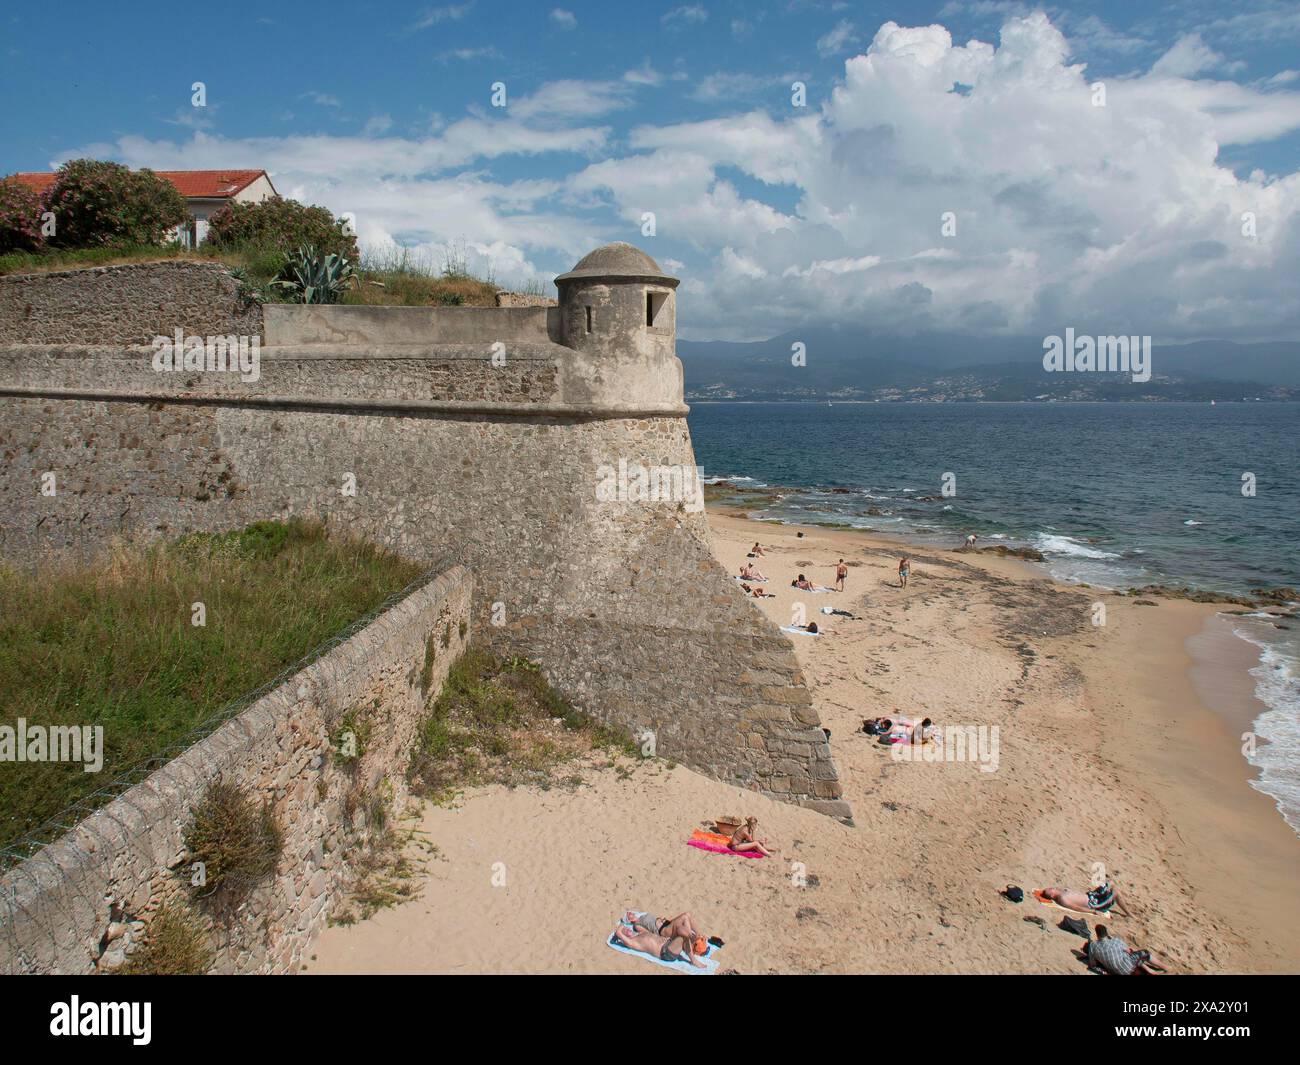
[3,0,1300,342]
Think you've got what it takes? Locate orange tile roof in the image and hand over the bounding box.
[6,169,274,200]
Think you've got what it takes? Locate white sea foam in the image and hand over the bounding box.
[1232,620,1300,836]
[1033,533,1121,560]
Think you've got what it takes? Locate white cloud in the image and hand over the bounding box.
[56,12,1300,342]
[1151,34,1242,79]
[550,8,576,29]
[817,20,857,58]
[408,3,474,31]
[585,13,1300,340]
[662,5,707,28]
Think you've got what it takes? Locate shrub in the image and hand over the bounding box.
[43,159,188,248]
[0,178,45,254]
[184,781,283,907]
[206,196,358,260]
[116,902,212,975]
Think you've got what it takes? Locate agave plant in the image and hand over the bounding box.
[271,243,356,304]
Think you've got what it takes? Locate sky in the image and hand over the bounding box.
[2,0,1300,343]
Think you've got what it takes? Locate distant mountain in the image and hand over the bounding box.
[677,329,1300,401]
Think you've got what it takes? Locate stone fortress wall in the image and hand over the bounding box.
[0,247,849,821]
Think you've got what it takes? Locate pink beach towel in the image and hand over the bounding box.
[687,829,765,859]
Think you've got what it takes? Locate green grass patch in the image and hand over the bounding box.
[407,645,630,798]
[0,240,509,308]
[0,519,424,855]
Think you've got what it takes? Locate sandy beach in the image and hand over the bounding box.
[308,508,1300,975]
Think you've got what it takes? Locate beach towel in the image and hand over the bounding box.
[780,625,820,637]
[687,828,765,858]
[606,928,721,974]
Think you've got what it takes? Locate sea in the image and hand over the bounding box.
[687,401,1300,835]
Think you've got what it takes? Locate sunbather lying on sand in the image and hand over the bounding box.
[730,816,778,856]
[613,922,706,968]
[625,910,712,949]
[740,582,775,598]
[740,562,767,581]
[1072,925,1168,975]
[1038,881,1132,917]
[864,716,921,743]
[791,573,825,590]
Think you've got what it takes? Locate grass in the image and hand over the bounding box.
[0,519,425,855]
[0,239,522,307]
[406,644,634,800]
[328,809,434,927]
[184,780,284,909]
[115,901,213,976]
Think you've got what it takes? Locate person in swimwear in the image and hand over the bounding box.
[1038,881,1132,917]
[624,910,711,953]
[730,816,778,856]
[898,556,911,588]
[791,573,824,591]
[740,561,767,582]
[749,542,766,557]
[613,921,706,967]
[835,558,848,591]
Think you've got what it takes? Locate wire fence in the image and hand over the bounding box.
[0,547,467,973]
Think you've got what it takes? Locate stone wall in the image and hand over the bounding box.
[0,261,849,822]
[495,290,557,308]
[0,260,263,345]
[0,566,472,975]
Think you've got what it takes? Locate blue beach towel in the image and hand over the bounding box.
[606,929,721,974]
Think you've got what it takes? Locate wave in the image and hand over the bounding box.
[1232,621,1300,836]
[1032,533,1121,560]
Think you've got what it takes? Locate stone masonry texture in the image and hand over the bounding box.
[0,257,850,836]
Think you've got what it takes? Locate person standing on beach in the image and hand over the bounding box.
[964,533,977,549]
[898,556,910,588]
[835,558,848,591]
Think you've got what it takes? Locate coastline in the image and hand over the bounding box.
[308,505,1300,974]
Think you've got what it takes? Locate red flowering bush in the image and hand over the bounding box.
[0,178,45,253]
[43,159,188,248]
[205,196,358,260]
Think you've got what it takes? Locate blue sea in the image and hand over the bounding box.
[687,401,1300,833]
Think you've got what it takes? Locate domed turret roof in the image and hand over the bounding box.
[555,242,678,287]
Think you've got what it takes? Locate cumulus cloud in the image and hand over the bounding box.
[57,13,1300,343]
[584,13,1300,340]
